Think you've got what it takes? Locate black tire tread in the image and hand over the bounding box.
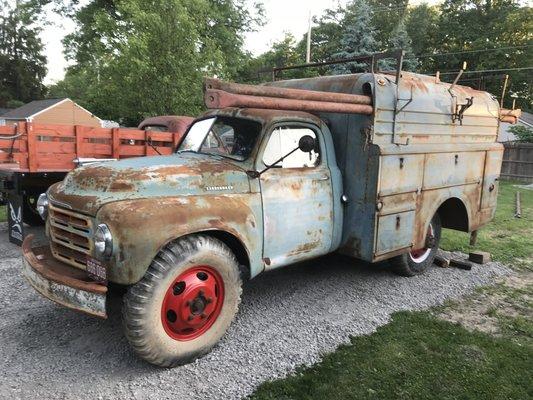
[389,214,442,277]
[122,235,242,367]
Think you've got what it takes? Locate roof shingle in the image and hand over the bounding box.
[1,98,67,119]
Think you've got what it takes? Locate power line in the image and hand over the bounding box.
[436,66,533,76]
[417,44,533,59]
[371,6,407,13]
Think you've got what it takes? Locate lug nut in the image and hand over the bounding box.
[187,315,194,321]
[173,281,186,295]
[206,298,213,304]
[185,300,191,306]
[200,314,206,319]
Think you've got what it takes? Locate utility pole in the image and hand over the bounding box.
[306,10,312,63]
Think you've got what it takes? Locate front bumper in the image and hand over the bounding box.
[22,234,108,318]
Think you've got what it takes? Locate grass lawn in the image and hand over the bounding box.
[440,181,532,270]
[0,205,5,222]
[250,312,532,400]
[250,181,532,399]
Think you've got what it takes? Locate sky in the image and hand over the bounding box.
[41,0,439,85]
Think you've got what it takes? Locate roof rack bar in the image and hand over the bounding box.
[270,49,405,83]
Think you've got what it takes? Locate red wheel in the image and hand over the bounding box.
[409,224,434,263]
[123,235,242,367]
[161,266,225,341]
[389,214,442,277]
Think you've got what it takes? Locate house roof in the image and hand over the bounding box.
[519,111,533,127]
[0,107,13,116]
[1,98,67,119]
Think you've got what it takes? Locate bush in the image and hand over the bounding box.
[508,125,533,143]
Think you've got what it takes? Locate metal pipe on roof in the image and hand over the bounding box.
[499,108,522,124]
[205,78,373,106]
[204,89,374,115]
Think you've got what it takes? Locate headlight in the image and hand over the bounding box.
[94,224,113,259]
[36,193,49,220]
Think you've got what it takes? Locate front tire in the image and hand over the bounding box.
[123,235,242,367]
[389,214,441,277]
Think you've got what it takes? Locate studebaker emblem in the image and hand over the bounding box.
[205,185,234,191]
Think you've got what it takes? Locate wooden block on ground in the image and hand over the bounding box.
[434,255,450,268]
[450,259,473,270]
[469,251,491,264]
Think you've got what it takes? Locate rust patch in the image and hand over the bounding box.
[290,181,302,191]
[108,180,135,192]
[339,237,362,258]
[288,241,320,257]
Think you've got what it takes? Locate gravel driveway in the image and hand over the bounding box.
[0,222,509,400]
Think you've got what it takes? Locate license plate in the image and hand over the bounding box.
[86,257,107,283]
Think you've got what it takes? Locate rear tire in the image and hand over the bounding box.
[122,235,242,367]
[389,214,441,277]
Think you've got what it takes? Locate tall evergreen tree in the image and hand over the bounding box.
[330,0,380,75]
[0,0,47,106]
[387,18,418,71]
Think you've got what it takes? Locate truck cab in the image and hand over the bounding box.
[22,71,507,367]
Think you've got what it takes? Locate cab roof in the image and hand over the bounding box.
[202,107,324,127]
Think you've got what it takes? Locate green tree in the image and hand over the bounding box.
[432,0,532,110]
[239,33,306,82]
[405,3,439,66]
[331,0,380,74]
[0,0,47,106]
[57,0,264,125]
[387,18,418,71]
[367,0,409,45]
[296,7,345,64]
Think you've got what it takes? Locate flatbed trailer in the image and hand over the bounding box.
[0,121,190,244]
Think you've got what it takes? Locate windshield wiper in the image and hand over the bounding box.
[176,149,198,154]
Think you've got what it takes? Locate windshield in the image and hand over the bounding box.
[178,116,262,161]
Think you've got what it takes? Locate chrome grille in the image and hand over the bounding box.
[49,204,93,270]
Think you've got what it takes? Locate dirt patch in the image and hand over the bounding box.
[436,270,533,342]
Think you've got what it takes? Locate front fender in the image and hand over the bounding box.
[97,194,263,285]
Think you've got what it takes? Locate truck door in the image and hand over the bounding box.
[259,124,333,269]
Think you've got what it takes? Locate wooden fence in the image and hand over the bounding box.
[500,142,533,183]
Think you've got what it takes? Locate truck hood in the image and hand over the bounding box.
[48,153,251,215]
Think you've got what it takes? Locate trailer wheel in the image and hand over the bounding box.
[22,195,45,226]
[122,235,242,367]
[389,214,441,277]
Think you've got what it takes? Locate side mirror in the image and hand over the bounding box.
[298,135,316,153]
[248,135,317,179]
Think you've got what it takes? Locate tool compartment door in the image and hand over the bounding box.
[375,154,423,255]
[375,210,416,255]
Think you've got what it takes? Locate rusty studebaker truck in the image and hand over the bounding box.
[22,62,516,367]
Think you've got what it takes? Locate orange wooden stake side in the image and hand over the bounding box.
[0,122,188,173]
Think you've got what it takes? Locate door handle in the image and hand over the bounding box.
[313,176,329,181]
